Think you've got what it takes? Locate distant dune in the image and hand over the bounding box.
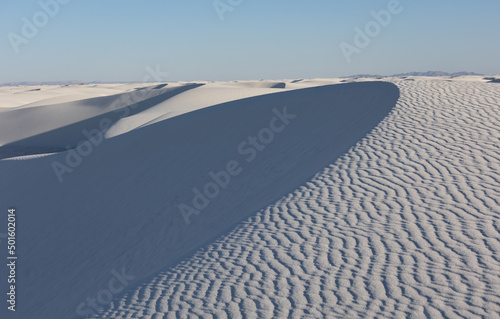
[346,70,483,78]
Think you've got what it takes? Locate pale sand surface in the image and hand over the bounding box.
[97,78,500,318]
[0,77,499,318]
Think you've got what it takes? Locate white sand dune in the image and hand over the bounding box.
[0,83,204,149]
[0,77,499,319]
[0,83,148,109]
[0,80,337,155]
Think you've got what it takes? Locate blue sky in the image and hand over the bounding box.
[1,0,499,82]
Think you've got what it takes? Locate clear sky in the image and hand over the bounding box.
[1,0,499,82]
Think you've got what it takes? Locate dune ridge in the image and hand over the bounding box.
[94,79,500,318]
[0,81,399,319]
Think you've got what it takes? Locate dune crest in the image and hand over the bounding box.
[0,81,398,319]
[97,78,500,319]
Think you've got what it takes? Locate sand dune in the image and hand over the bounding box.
[96,79,500,318]
[0,77,499,319]
[0,83,151,109]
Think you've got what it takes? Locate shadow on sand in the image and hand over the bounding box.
[0,81,399,319]
[0,83,204,158]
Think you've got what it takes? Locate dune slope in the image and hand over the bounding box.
[0,83,205,149]
[97,78,500,319]
[0,81,399,319]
